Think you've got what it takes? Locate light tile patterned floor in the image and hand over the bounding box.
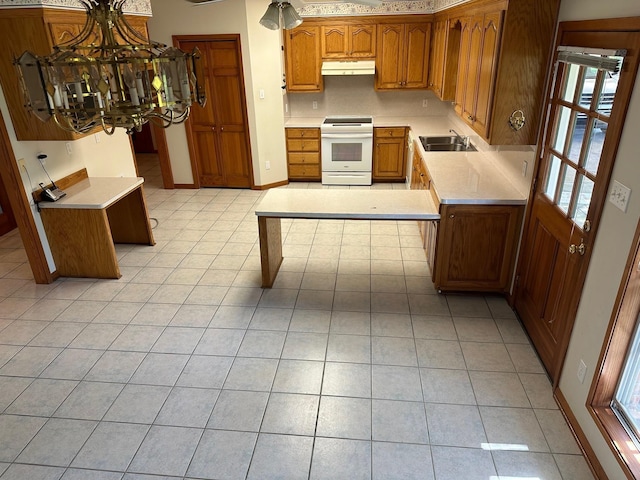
[0,155,595,479]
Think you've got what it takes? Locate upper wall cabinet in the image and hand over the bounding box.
[428,15,459,101]
[375,22,431,90]
[284,25,323,92]
[321,24,376,59]
[447,0,560,145]
[0,8,148,141]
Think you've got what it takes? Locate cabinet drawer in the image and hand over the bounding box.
[288,152,320,165]
[288,164,321,178]
[374,127,407,138]
[286,128,320,139]
[287,139,320,152]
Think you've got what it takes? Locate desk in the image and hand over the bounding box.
[255,189,440,288]
[38,177,155,279]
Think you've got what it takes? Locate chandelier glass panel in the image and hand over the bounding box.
[16,0,206,135]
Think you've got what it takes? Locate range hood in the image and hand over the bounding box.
[321,60,375,76]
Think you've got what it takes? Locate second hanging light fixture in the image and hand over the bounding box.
[260,0,303,30]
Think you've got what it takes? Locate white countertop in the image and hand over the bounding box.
[256,188,440,220]
[38,177,145,209]
[284,115,527,206]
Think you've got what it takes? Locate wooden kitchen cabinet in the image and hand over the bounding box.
[0,8,148,141]
[284,25,323,92]
[409,146,438,274]
[454,12,502,140]
[286,128,321,181]
[375,22,431,90]
[434,203,524,293]
[428,15,459,101]
[446,0,559,144]
[321,24,376,59]
[373,127,407,181]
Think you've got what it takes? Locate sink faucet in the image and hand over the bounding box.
[450,129,470,148]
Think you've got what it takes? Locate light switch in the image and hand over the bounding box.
[609,180,631,212]
[259,89,265,99]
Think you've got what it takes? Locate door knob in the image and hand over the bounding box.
[568,241,586,255]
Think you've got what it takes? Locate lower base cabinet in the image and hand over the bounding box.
[433,204,524,293]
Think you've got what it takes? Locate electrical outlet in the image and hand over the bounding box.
[265,161,271,170]
[18,158,26,170]
[577,359,587,384]
[259,89,265,99]
[609,180,631,212]
[422,99,428,108]
[94,133,101,143]
[312,101,318,110]
[65,142,72,156]
[522,160,528,177]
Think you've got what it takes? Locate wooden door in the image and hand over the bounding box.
[472,12,502,138]
[515,29,640,383]
[179,36,253,188]
[454,17,471,116]
[373,138,405,179]
[285,26,322,92]
[0,177,17,236]
[349,25,376,58]
[403,23,430,88]
[376,24,404,89]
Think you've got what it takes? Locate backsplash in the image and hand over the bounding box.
[287,76,451,117]
[0,0,151,14]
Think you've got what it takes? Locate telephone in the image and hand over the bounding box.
[40,185,66,202]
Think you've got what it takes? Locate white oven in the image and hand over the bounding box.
[321,116,373,185]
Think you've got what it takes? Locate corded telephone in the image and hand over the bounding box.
[40,185,66,202]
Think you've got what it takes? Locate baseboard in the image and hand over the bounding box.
[554,387,608,479]
[252,180,289,190]
[173,183,198,189]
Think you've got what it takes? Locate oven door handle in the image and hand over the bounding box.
[321,133,373,139]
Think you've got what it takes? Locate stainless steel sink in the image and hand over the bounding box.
[419,135,477,152]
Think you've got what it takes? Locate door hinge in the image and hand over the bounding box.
[532,177,537,192]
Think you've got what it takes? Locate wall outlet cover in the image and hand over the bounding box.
[609,180,631,212]
[577,359,587,384]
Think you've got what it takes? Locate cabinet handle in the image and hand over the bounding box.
[212,127,216,131]
[467,115,473,121]
[221,127,224,132]
[449,214,455,218]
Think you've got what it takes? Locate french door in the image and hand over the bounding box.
[515,27,640,383]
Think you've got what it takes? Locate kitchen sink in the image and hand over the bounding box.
[419,135,477,152]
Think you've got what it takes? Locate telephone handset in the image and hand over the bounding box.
[40,186,66,202]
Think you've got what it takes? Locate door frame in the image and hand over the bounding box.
[173,33,255,189]
[514,17,640,386]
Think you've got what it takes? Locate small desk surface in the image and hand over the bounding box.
[38,177,144,210]
[255,189,440,221]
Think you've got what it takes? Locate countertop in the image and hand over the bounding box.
[37,177,145,209]
[284,115,527,206]
[256,189,440,220]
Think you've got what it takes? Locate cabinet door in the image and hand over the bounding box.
[454,17,471,116]
[373,137,406,180]
[461,15,484,124]
[435,204,522,292]
[428,19,446,95]
[321,25,348,58]
[403,23,430,88]
[285,26,322,92]
[349,25,376,58]
[375,24,404,89]
[472,12,502,138]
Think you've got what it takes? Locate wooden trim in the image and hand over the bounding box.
[298,14,433,26]
[587,218,640,480]
[559,16,640,33]
[173,183,198,189]
[31,168,88,202]
[0,109,52,284]
[253,180,289,190]
[554,387,608,480]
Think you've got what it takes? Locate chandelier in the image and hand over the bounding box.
[15,0,206,135]
[260,1,303,30]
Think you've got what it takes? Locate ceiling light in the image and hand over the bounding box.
[15,0,206,135]
[260,1,303,31]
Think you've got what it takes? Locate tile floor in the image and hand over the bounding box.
[0,155,595,480]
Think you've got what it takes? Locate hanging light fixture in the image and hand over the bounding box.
[15,0,206,135]
[260,0,302,31]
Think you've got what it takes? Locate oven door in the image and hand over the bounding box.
[321,133,373,172]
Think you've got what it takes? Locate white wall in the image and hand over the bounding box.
[0,82,136,273]
[147,0,288,187]
[555,2,640,479]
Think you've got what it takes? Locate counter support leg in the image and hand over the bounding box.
[258,216,283,288]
